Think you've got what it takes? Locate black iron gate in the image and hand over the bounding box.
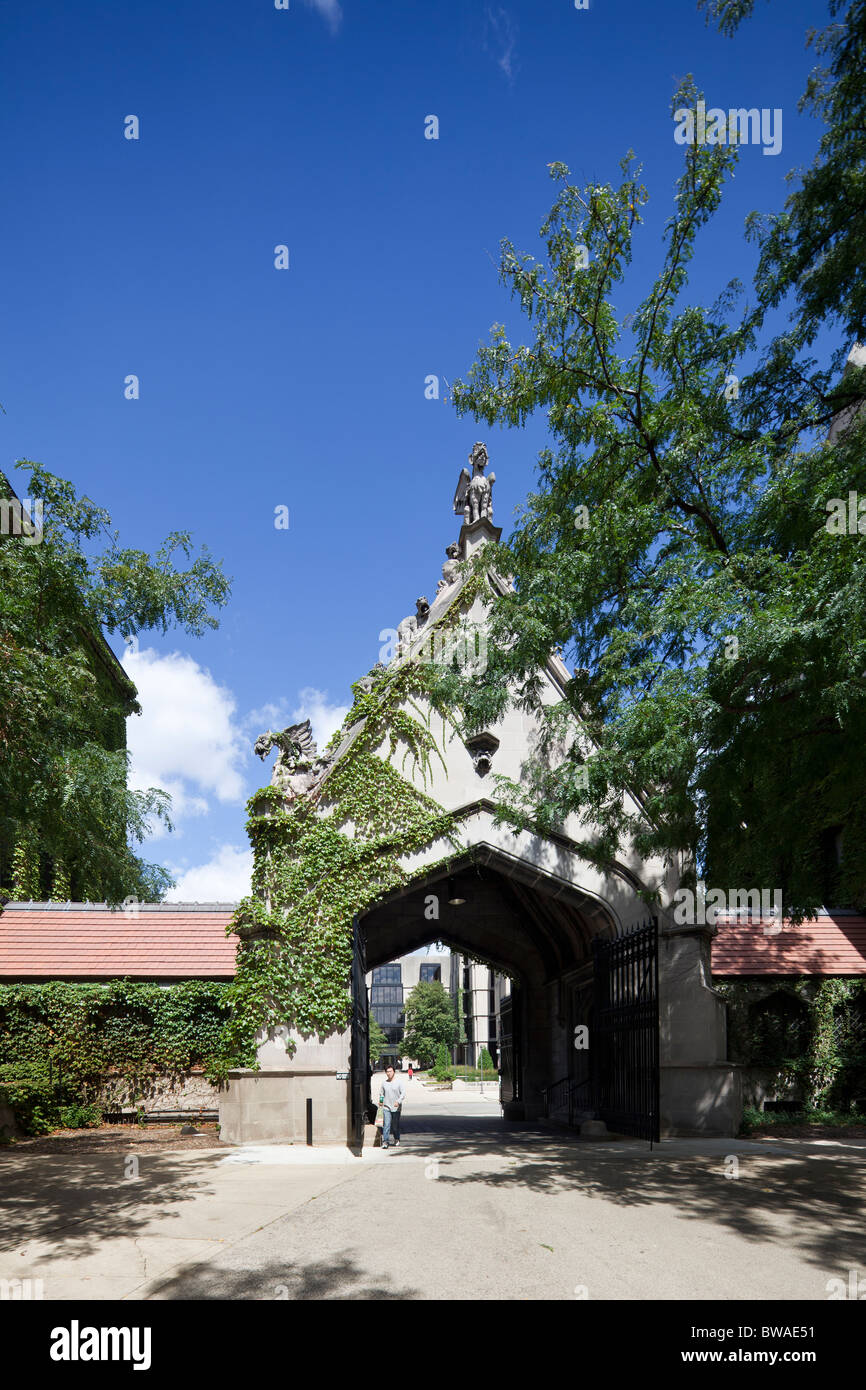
[591,917,659,1144]
[498,985,521,1109]
[349,915,369,1148]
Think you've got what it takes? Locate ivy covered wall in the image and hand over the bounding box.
[218,586,487,1071]
[0,979,231,1088]
[715,976,866,1111]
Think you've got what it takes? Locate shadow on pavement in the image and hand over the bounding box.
[142,1252,421,1301]
[0,1150,225,1259]
[394,1108,866,1277]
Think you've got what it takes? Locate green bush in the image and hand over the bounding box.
[431,1044,452,1081]
[0,1062,103,1135]
[741,1104,866,1134]
[58,1102,102,1130]
[0,1063,70,1136]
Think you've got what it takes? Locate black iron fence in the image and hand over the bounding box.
[592,916,660,1144]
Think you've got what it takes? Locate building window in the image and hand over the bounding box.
[420,963,441,983]
[371,984,402,1005]
[373,964,402,984]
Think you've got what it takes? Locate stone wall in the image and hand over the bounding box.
[95,1070,221,1115]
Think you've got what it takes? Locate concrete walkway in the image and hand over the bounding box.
[2,1085,864,1300]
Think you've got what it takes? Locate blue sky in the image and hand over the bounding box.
[1,0,830,898]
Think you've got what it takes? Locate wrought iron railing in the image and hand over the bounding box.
[542,1075,594,1127]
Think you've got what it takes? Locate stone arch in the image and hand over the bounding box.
[359,848,619,1119]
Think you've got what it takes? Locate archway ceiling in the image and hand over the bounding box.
[360,848,613,983]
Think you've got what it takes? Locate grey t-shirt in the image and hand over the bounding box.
[380,1077,405,1112]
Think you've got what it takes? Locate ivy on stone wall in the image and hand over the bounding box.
[11,830,41,901]
[217,589,490,1073]
[715,976,866,1110]
[0,980,232,1094]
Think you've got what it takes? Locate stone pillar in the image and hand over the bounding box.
[658,923,741,1135]
[218,1024,353,1145]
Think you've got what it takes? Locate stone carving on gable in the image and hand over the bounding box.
[463,730,500,777]
[437,542,461,593]
[396,613,417,656]
[254,720,319,800]
[454,442,496,525]
[353,662,384,696]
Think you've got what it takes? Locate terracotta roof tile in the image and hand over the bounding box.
[711,912,866,975]
[0,904,239,979]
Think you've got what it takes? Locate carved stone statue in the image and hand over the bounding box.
[415,596,430,624]
[254,720,318,799]
[454,442,495,525]
[437,542,461,593]
[396,613,417,656]
[353,662,384,696]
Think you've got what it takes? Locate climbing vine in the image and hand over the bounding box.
[716,977,866,1110]
[217,585,490,1073]
[11,830,40,901]
[0,980,231,1087]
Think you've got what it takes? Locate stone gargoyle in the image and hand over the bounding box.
[254,720,319,800]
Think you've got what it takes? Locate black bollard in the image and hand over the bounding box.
[306,1097,313,1146]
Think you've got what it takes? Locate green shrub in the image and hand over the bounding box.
[58,1102,102,1130]
[431,1044,452,1081]
[0,1062,100,1135]
[741,1104,866,1134]
[0,1065,67,1136]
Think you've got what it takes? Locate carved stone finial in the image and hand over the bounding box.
[396,612,417,657]
[453,442,495,525]
[437,541,461,593]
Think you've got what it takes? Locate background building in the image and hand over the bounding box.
[366,948,510,1069]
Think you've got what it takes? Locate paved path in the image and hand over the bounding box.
[2,1084,864,1300]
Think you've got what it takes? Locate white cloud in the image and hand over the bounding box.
[164,844,252,903]
[484,6,517,81]
[123,646,247,830]
[245,688,349,753]
[293,687,350,748]
[301,0,342,34]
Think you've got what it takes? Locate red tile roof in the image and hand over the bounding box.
[3,905,863,981]
[0,904,238,980]
[711,912,866,976]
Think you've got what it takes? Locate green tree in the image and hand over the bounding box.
[368,1016,388,1066]
[0,462,231,903]
[445,19,866,917]
[432,1043,452,1081]
[478,1047,495,1076]
[402,980,459,1066]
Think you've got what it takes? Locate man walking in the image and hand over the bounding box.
[379,1064,405,1150]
